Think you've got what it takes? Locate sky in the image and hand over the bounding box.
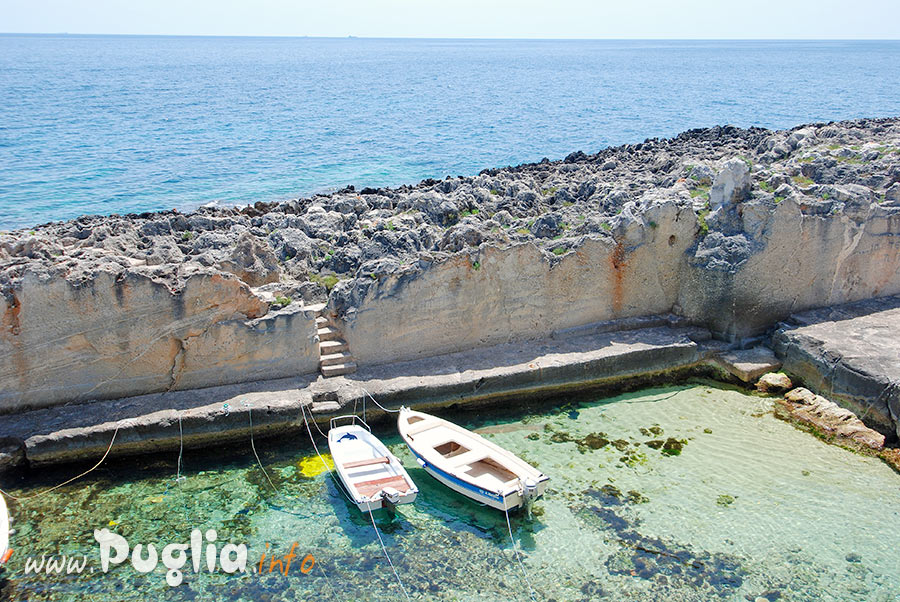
[2,0,899,39]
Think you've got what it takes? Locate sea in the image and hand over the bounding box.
[0,36,899,229]
[3,383,900,601]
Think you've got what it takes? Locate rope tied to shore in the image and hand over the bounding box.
[243,401,278,494]
[0,421,123,502]
[359,386,401,417]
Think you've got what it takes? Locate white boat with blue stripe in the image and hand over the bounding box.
[398,407,549,512]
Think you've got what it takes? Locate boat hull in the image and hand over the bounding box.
[398,408,549,512]
[328,417,418,514]
[0,493,9,566]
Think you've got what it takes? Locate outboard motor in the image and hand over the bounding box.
[522,477,538,519]
[381,487,401,519]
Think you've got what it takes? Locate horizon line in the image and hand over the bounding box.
[1,32,899,42]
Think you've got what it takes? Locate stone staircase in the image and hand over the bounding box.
[308,303,357,378]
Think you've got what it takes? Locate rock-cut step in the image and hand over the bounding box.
[307,302,357,378]
[320,339,349,354]
[320,362,358,378]
[320,351,353,367]
[317,325,342,342]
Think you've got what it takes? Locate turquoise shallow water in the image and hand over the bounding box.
[2,382,899,601]
[1,36,899,229]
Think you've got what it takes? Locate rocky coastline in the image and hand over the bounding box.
[2,117,900,467]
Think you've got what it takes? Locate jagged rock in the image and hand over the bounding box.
[885,182,900,203]
[439,224,484,252]
[693,232,752,271]
[530,214,562,238]
[270,228,315,261]
[689,164,714,185]
[756,372,793,393]
[217,232,281,286]
[709,158,751,210]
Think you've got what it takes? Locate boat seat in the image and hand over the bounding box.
[406,420,439,437]
[355,475,411,498]
[449,450,488,468]
[343,456,391,469]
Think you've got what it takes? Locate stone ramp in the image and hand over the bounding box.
[773,295,900,439]
[0,323,716,468]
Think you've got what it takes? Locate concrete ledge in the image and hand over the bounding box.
[0,324,715,469]
[773,295,900,439]
[715,346,782,383]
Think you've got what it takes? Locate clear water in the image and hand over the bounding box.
[2,382,899,601]
[1,36,899,229]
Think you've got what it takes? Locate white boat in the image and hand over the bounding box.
[398,407,549,512]
[327,415,418,513]
[0,492,10,566]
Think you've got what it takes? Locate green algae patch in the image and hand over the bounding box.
[661,437,687,456]
[576,432,610,453]
[717,494,737,507]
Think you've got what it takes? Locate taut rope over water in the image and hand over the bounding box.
[365,499,412,602]
[243,401,278,493]
[0,421,123,502]
[504,507,539,602]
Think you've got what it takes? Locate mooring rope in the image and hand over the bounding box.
[297,403,350,599]
[0,421,122,502]
[359,386,401,414]
[504,507,538,602]
[174,413,191,527]
[243,402,278,493]
[176,413,185,483]
[307,406,329,439]
[365,499,412,601]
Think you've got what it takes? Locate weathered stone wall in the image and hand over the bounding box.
[679,198,900,339]
[2,118,899,415]
[338,200,697,364]
[0,267,318,412]
[337,196,900,366]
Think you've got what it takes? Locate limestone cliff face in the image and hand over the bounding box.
[333,194,900,366]
[0,265,318,411]
[336,200,697,364]
[679,197,900,339]
[1,117,898,412]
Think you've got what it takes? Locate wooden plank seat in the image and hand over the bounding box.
[342,456,390,469]
[449,450,488,468]
[354,475,411,498]
[406,421,439,437]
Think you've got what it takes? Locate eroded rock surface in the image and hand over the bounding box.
[777,387,886,450]
[1,117,900,412]
[774,296,900,439]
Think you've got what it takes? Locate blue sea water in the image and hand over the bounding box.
[0,35,899,230]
